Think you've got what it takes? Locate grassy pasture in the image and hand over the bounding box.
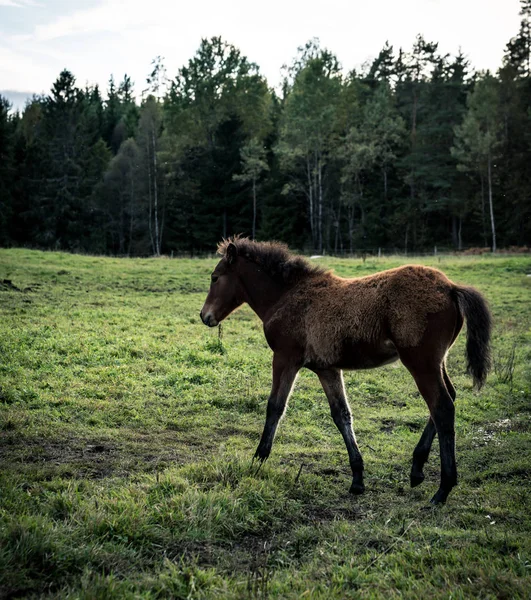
[0,248,530,599]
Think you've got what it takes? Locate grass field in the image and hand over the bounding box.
[0,248,530,599]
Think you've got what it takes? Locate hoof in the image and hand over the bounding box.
[430,487,450,505]
[253,444,271,463]
[253,453,268,464]
[410,472,425,488]
[349,482,365,495]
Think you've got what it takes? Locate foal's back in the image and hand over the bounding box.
[273,264,459,370]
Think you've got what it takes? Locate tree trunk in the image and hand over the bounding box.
[348,204,354,254]
[128,167,135,257]
[159,173,166,253]
[306,156,314,249]
[252,177,257,241]
[337,201,343,253]
[146,139,155,256]
[357,175,365,240]
[409,180,417,251]
[333,200,341,253]
[480,172,487,247]
[411,89,418,143]
[313,153,319,251]
[458,215,463,251]
[487,153,496,253]
[151,128,160,256]
[317,157,323,253]
[119,191,125,254]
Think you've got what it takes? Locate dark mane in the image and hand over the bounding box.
[217,237,326,284]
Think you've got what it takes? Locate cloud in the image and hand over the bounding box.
[0,0,40,7]
[0,43,54,92]
[0,89,36,112]
[0,0,522,96]
[27,0,174,42]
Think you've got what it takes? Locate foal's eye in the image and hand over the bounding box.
[211,275,218,283]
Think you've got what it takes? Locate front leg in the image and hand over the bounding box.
[254,354,300,463]
[316,368,365,494]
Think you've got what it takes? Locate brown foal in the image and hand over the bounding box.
[200,238,492,504]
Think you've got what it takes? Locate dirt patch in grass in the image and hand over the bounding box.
[379,418,396,433]
[0,279,22,292]
[0,279,25,292]
[0,431,207,479]
[0,435,120,478]
[470,467,530,483]
[0,278,40,293]
[302,505,362,522]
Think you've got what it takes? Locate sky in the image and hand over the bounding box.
[0,0,523,110]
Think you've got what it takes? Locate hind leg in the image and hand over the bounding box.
[410,363,456,488]
[401,355,457,504]
[410,418,436,487]
[316,369,365,494]
[443,364,456,401]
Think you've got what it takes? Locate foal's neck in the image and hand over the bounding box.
[237,260,289,322]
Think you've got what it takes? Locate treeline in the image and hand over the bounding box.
[1,4,530,255]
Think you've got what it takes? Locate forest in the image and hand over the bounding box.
[0,2,530,256]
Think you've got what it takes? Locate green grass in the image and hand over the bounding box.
[0,248,530,599]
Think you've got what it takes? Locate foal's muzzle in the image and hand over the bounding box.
[200,310,218,327]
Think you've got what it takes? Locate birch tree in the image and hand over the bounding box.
[452,74,503,252]
[137,96,164,255]
[233,139,269,240]
[339,83,405,251]
[276,40,342,252]
[98,138,140,254]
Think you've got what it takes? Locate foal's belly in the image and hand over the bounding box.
[337,339,399,370]
[306,338,399,371]
[334,339,398,369]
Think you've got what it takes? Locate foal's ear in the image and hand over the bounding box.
[226,242,238,265]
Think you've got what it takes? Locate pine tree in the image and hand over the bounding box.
[0,96,15,244]
[25,70,111,250]
[499,0,531,245]
[164,37,273,250]
[504,0,531,77]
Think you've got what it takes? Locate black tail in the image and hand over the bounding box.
[454,286,492,389]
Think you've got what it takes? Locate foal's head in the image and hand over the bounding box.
[200,243,243,327]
